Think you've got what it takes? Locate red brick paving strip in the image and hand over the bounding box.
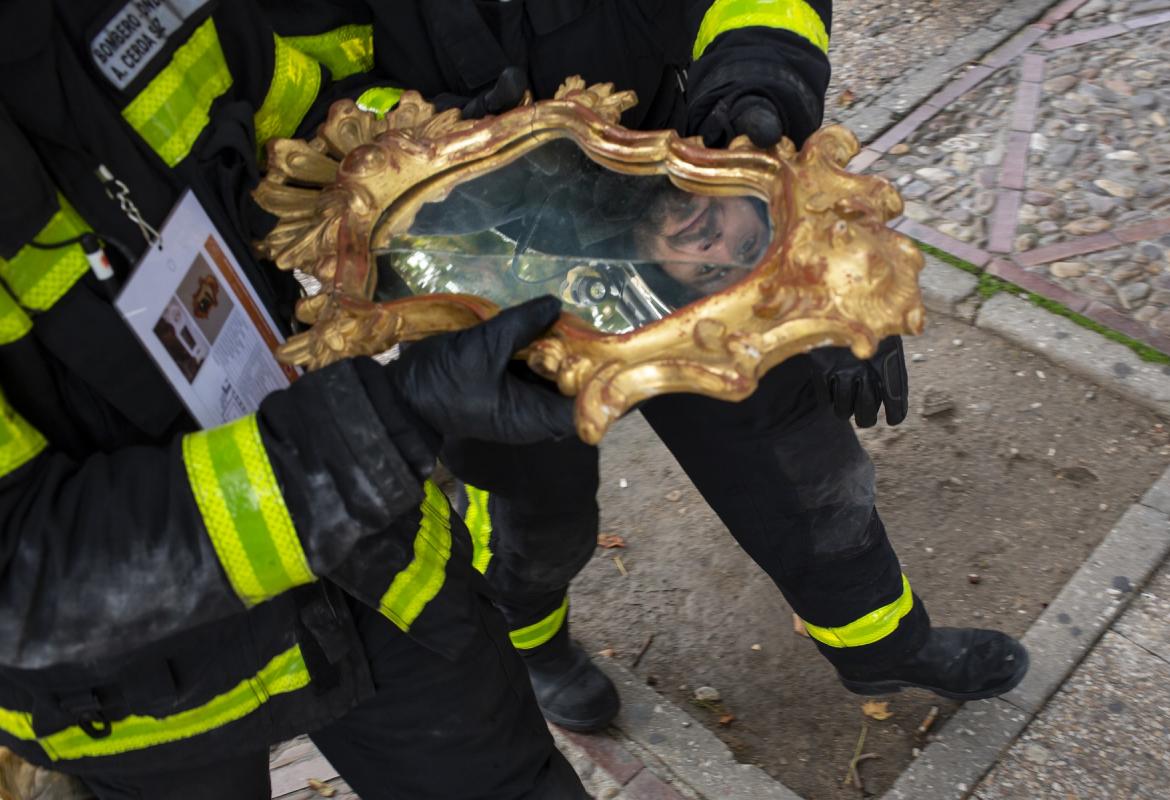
[1041,0,1093,24]
[981,26,1048,69]
[1083,302,1170,356]
[998,130,1032,191]
[988,189,1024,253]
[1041,23,1130,50]
[847,148,882,173]
[1010,80,1044,132]
[927,65,995,109]
[622,769,689,800]
[987,258,1091,313]
[1124,10,1170,30]
[557,728,645,786]
[868,103,942,154]
[1114,217,1170,245]
[1014,232,1122,266]
[1020,52,1047,84]
[896,219,992,268]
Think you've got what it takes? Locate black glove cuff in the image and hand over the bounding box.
[258,358,426,574]
[352,357,441,480]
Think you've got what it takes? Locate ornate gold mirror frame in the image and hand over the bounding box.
[255,77,924,443]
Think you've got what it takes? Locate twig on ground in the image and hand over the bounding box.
[613,555,628,576]
[631,633,655,668]
[842,722,869,787]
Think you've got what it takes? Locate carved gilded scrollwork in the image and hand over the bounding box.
[254,77,924,444]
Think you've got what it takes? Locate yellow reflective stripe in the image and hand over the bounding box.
[122,18,233,167]
[378,481,452,631]
[182,415,314,607]
[35,644,309,760]
[254,34,323,149]
[0,707,36,741]
[0,195,92,311]
[510,596,569,651]
[0,386,47,478]
[693,0,830,59]
[0,284,31,345]
[285,24,374,81]
[803,575,914,648]
[356,86,404,119]
[463,484,493,574]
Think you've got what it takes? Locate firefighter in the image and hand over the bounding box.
[264,0,1029,732]
[0,2,589,798]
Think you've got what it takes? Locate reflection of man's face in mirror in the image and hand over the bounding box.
[636,194,767,295]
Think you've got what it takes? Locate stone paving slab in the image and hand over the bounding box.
[1002,502,1170,715]
[976,631,1170,799]
[884,700,1030,800]
[1113,560,1170,663]
[974,292,1170,418]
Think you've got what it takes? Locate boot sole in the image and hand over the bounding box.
[840,646,1030,702]
[540,702,620,734]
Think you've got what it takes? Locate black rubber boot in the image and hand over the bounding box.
[523,625,620,732]
[837,627,1029,702]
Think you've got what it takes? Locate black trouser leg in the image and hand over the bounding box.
[640,354,929,672]
[80,597,586,800]
[310,596,587,800]
[442,437,600,649]
[80,750,270,800]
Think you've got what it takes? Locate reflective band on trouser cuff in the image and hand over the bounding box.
[0,707,35,741]
[285,24,374,81]
[356,86,405,119]
[13,644,310,761]
[254,34,323,150]
[0,285,31,345]
[122,18,233,167]
[693,0,830,59]
[0,386,47,478]
[802,574,914,648]
[183,415,315,607]
[463,484,493,574]
[378,481,453,631]
[510,596,569,651]
[0,195,92,311]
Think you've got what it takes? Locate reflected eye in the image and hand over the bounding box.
[737,235,758,263]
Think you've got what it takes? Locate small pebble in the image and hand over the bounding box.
[618,478,628,488]
[911,353,926,362]
[751,643,763,651]
[694,686,721,702]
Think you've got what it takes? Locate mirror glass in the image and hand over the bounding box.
[372,140,772,334]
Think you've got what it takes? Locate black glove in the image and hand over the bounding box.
[694,92,785,149]
[685,29,830,149]
[811,337,909,428]
[360,297,575,454]
[432,66,530,120]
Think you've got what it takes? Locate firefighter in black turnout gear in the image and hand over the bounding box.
[264,0,1028,732]
[0,2,589,798]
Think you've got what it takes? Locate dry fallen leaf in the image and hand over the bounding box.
[792,614,809,637]
[597,648,617,658]
[861,700,893,721]
[308,778,337,797]
[838,88,856,107]
[717,713,736,726]
[597,533,626,549]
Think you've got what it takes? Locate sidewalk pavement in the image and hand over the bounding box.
[270,1,1170,797]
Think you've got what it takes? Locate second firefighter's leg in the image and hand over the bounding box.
[443,437,619,731]
[310,594,588,800]
[641,355,1028,700]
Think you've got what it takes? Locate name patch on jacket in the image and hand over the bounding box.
[90,0,211,89]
